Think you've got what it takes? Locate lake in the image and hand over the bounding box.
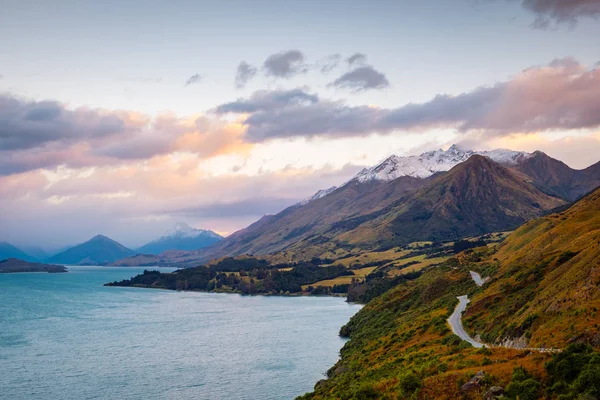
[0,266,361,400]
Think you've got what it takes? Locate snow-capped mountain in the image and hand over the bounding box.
[298,186,338,206]
[352,145,529,183]
[299,145,530,206]
[137,222,223,255]
[162,222,222,239]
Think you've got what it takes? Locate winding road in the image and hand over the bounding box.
[469,271,487,287]
[447,294,485,348]
[447,271,561,352]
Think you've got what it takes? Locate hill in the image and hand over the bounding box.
[299,187,600,399]
[48,235,135,265]
[0,258,67,273]
[464,186,600,349]
[136,223,223,254]
[0,242,36,262]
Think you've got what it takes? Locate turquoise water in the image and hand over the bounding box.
[0,266,361,400]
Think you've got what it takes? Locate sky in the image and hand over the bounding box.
[1,0,599,250]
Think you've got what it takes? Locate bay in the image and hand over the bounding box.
[0,266,361,400]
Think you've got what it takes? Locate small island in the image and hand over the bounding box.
[0,258,68,273]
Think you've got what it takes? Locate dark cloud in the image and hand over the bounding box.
[519,0,600,28]
[0,95,125,151]
[318,54,341,73]
[263,50,307,78]
[219,59,600,142]
[215,88,319,114]
[184,74,202,86]
[235,61,257,89]
[346,53,367,65]
[329,66,390,92]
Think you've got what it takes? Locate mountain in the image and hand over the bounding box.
[48,235,135,265]
[19,246,51,261]
[0,242,36,262]
[136,223,223,255]
[298,186,338,206]
[351,144,528,183]
[195,175,428,262]
[514,151,600,201]
[299,145,528,206]
[336,155,566,249]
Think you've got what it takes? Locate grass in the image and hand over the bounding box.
[302,266,377,290]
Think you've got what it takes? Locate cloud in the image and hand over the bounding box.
[517,0,600,28]
[263,50,307,78]
[0,94,248,175]
[329,66,390,92]
[215,88,319,114]
[218,58,600,142]
[346,53,367,65]
[185,74,202,86]
[318,54,342,73]
[0,95,127,151]
[235,61,257,89]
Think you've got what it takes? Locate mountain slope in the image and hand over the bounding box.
[0,242,36,262]
[300,188,600,400]
[195,176,428,262]
[464,186,600,348]
[514,151,600,201]
[48,235,135,265]
[137,223,222,254]
[333,155,566,249]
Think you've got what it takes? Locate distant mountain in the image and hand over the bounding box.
[194,155,569,263]
[0,242,36,262]
[514,151,600,201]
[136,223,223,255]
[351,144,528,183]
[19,246,51,261]
[299,144,529,206]
[48,235,135,265]
[340,155,566,248]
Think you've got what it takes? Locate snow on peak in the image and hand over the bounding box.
[352,145,530,183]
[298,145,529,206]
[162,222,221,239]
[298,186,338,206]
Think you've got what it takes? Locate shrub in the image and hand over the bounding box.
[397,371,422,395]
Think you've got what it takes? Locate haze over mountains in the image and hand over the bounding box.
[114,145,597,267]
[136,223,222,255]
[1,222,222,266]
